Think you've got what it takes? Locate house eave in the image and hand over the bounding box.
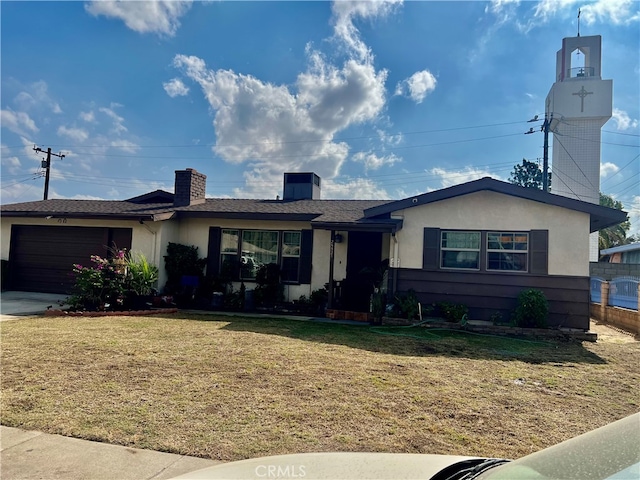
[312,219,403,233]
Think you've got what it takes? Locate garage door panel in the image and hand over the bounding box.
[9,225,132,294]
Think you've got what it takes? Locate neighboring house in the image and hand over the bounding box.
[600,243,640,264]
[1,168,626,330]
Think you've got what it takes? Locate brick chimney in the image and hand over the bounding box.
[174,168,206,207]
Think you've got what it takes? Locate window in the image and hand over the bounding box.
[241,230,279,279]
[220,229,239,274]
[441,231,480,270]
[487,232,528,272]
[281,231,301,282]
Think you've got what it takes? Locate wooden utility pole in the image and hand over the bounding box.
[33,146,65,200]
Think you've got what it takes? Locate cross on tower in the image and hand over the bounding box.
[572,85,593,112]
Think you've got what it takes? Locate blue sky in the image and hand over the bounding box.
[1,1,638,233]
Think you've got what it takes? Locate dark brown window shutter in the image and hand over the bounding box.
[299,229,313,284]
[529,230,548,275]
[423,228,440,270]
[207,227,221,277]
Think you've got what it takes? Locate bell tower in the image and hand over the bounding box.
[545,35,613,260]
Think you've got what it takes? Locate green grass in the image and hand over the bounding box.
[1,313,639,462]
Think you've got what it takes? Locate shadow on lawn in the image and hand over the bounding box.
[203,315,607,365]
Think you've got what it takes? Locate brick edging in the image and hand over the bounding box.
[44,308,179,317]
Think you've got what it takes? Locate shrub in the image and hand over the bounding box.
[67,252,127,310]
[391,289,421,320]
[512,288,548,328]
[436,301,469,322]
[163,243,207,294]
[254,263,284,307]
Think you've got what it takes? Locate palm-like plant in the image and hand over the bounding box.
[127,251,159,296]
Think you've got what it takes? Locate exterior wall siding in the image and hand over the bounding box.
[392,268,590,329]
[389,191,590,276]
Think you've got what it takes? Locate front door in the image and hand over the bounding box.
[343,231,383,311]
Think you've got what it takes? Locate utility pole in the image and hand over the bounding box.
[542,116,550,192]
[33,146,65,200]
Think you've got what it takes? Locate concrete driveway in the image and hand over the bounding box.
[0,291,67,320]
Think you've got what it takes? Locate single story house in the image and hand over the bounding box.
[1,168,626,329]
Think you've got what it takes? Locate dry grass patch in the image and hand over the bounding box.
[1,314,639,461]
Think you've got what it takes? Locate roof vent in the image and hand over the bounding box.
[283,172,321,201]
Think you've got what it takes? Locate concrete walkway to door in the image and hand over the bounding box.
[0,291,67,320]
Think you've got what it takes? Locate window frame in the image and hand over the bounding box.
[216,228,306,284]
[440,230,481,271]
[486,232,529,273]
[423,228,547,276]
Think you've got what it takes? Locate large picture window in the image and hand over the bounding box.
[487,232,528,272]
[441,231,480,270]
[241,230,279,279]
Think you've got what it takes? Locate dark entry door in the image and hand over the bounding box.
[344,231,383,311]
[8,225,132,294]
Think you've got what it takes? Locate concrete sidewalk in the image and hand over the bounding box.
[0,426,221,480]
[0,291,66,319]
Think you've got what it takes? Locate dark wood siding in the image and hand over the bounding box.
[392,268,589,329]
[8,225,132,294]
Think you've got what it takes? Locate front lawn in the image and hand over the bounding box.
[1,314,638,461]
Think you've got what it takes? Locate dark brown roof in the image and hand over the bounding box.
[364,177,628,232]
[0,197,392,226]
[2,177,627,232]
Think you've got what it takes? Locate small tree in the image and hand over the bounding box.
[599,192,631,250]
[509,158,551,190]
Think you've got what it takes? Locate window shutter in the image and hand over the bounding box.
[423,228,440,270]
[529,230,548,275]
[207,227,221,277]
[299,229,313,284]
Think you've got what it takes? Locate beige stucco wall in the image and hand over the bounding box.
[389,191,590,276]
[173,218,348,300]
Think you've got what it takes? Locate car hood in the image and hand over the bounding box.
[170,452,482,480]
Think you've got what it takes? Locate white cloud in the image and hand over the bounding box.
[612,108,639,131]
[532,0,639,25]
[99,104,128,134]
[1,155,22,175]
[1,108,38,136]
[173,48,387,182]
[79,110,95,123]
[323,177,391,200]
[13,80,62,114]
[163,78,189,97]
[600,162,620,178]
[109,139,139,153]
[331,0,402,61]
[580,0,640,25]
[395,70,437,103]
[57,125,89,142]
[85,0,193,36]
[429,166,505,188]
[352,151,401,171]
